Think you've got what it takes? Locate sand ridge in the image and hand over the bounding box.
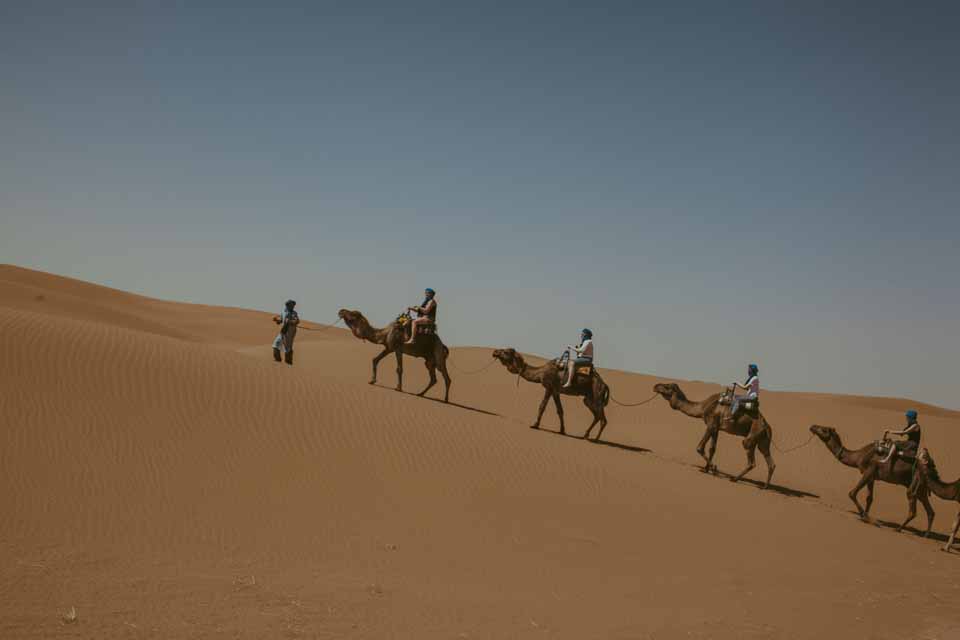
[1,265,959,639]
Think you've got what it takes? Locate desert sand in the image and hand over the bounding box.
[1,264,959,639]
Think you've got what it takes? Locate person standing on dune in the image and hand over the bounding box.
[272,299,299,365]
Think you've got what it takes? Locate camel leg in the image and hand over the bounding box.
[582,397,600,440]
[703,428,720,474]
[531,388,551,429]
[848,471,874,521]
[418,360,437,397]
[593,400,610,442]
[696,427,713,469]
[757,434,775,489]
[552,392,566,435]
[898,491,918,532]
[732,440,757,483]
[394,349,403,392]
[863,480,876,518]
[370,348,391,385]
[438,351,451,403]
[944,511,959,552]
[918,492,935,538]
[742,417,760,450]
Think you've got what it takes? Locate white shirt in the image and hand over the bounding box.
[576,338,594,360]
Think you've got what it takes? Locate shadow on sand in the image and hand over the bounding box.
[688,464,819,499]
[371,384,502,417]
[854,515,958,547]
[534,426,652,454]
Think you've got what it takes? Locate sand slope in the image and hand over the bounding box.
[1,265,959,639]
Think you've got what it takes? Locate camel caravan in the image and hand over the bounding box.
[275,288,959,552]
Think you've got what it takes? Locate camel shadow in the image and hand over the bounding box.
[695,466,819,499]
[590,438,652,454]
[417,395,502,417]
[853,514,954,545]
[535,427,652,454]
[371,384,501,417]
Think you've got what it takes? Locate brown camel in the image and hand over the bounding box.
[338,309,451,402]
[809,425,934,534]
[652,382,775,487]
[492,348,610,439]
[916,448,960,552]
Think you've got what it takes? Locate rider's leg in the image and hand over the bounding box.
[405,318,423,344]
[880,442,896,464]
[562,356,576,388]
[725,397,740,423]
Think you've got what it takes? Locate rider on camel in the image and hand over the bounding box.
[405,288,437,345]
[562,329,594,389]
[725,363,759,423]
[880,409,921,464]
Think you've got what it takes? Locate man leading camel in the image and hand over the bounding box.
[272,299,299,365]
[405,288,437,345]
[562,328,594,389]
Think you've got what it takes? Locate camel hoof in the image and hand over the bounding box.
[529,425,540,430]
[368,380,376,385]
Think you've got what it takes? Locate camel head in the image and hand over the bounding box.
[809,424,838,444]
[653,382,686,408]
[338,309,370,338]
[492,348,524,374]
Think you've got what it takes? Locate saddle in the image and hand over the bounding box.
[557,352,595,386]
[875,439,917,464]
[720,390,760,419]
[397,314,437,342]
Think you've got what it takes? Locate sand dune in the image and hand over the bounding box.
[1,265,959,639]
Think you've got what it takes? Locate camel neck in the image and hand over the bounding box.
[350,314,389,343]
[371,325,392,344]
[826,436,856,467]
[924,472,960,501]
[518,360,547,383]
[672,396,705,418]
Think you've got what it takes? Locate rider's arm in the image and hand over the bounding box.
[892,424,918,437]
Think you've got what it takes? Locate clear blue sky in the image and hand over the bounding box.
[3,2,958,408]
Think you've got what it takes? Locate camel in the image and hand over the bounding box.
[491,348,610,439]
[809,425,934,534]
[916,448,960,552]
[652,383,775,487]
[338,309,451,402]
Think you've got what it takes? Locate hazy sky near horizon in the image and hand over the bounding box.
[2,2,958,408]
